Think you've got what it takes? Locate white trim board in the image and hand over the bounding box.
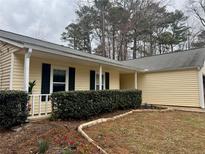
[199,69,205,109]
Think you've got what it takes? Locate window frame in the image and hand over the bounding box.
[95,72,105,90]
[50,66,68,93]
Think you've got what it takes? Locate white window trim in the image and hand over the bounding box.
[50,66,68,93]
[95,72,105,90]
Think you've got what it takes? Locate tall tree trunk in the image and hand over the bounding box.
[108,36,111,58]
[124,41,128,60]
[87,34,91,54]
[171,44,174,52]
[149,34,153,55]
[133,30,137,59]
[118,36,123,61]
[159,44,162,54]
[112,29,115,60]
[74,37,76,50]
[143,42,146,56]
[102,11,106,57]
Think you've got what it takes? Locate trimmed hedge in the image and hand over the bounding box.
[0,91,28,128]
[51,90,142,120]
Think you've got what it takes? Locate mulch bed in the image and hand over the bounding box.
[0,109,133,154]
[0,120,98,154]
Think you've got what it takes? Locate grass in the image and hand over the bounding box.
[85,111,205,154]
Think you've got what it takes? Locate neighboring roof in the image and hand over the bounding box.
[122,48,205,72]
[0,29,141,71]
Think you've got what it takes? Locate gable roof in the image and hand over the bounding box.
[1,29,205,73]
[0,29,141,71]
[122,48,205,72]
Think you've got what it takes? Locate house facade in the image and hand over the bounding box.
[0,30,205,116]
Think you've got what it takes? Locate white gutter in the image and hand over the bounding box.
[0,37,143,71]
[0,37,24,48]
[142,66,200,73]
[23,43,142,71]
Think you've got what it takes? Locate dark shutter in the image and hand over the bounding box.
[90,70,96,90]
[41,63,51,100]
[105,72,110,90]
[69,67,75,91]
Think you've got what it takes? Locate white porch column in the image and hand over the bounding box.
[135,72,138,89]
[99,65,102,90]
[24,48,32,92]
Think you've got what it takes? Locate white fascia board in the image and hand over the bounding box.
[0,37,24,48]
[24,43,141,71]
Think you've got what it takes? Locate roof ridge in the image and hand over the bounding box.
[124,47,205,62]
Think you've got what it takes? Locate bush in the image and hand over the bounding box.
[0,90,28,128]
[51,90,142,120]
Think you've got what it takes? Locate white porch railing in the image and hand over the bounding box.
[28,94,52,118]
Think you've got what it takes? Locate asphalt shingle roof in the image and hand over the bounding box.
[1,29,205,72]
[0,29,140,71]
[122,48,205,72]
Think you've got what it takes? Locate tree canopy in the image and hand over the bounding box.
[62,0,190,60]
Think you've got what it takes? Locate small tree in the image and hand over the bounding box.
[29,80,36,94]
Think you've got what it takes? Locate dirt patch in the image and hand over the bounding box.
[85,111,205,154]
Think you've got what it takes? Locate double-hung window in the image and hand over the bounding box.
[95,73,105,90]
[52,69,67,92]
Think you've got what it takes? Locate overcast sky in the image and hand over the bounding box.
[0,0,186,45]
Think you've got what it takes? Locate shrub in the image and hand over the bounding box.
[51,90,141,120]
[0,90,28,128]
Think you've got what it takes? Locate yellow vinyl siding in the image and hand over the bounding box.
[138,69,200,107]
[120,74,135,89]
[0,43,19,90]
[110,70,120,89]
[13,54,24,90]
[12,54,120,93]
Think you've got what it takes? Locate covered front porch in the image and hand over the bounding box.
[12,48,139,118]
